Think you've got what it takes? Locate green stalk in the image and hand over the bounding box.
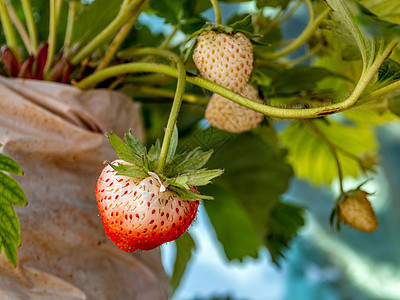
[76,40,395,120]
[7,1,31,53]
[21,0,38,54]
[96,1,146,72]
[260,6,329,60]
[44,0,62,75]
[128,86,208,104]
[209,0,222,25]
[0,0,18,57]
[123,48,186,173]
[64,0,77,50]
[304,120,344,193]
[71,0,147,65]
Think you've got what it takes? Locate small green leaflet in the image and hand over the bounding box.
[169,185,213,201]
[125,131,146,157]
[0,148,27,267]
[148,139,161,170]
[181,169,224,186]
[167,169,223,188]
[169,150,214,174]
[108,134,142,166]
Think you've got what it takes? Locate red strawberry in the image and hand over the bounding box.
[192,30,253,92]
[96,160,199,252]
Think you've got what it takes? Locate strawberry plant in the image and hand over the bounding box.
[1,0,400,297]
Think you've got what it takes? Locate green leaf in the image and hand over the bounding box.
[108,134,142,166]
[280,119,377,185]
[166,176,189,190]
[201,184,263,261]
[169,185,213,201]
[165,149,214,177]
[351,1,400,39]
[125,131,146,157]
[0,173,26,206]
[189,130,293,261]
[168,148,199,169]
[0,152,27,267]
[0,153,23,175]
[175,150,214,173]
[325,0,375,65]
[269,65,350,95]
[377,59,400,83]
[166,126,178,165]
[361,0,400,24]
[148,140,161,170]
[265,203,305,266]
[108,163,148,178]
[182,169,224,186]
[171,233,196,294]
[72,0,124,44]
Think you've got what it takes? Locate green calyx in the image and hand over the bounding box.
[107,127,223,201]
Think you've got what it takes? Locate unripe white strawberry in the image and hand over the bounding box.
[193,30,253,92]
[205,84,264,133]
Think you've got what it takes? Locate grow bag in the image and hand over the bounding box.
[0,76,169,299]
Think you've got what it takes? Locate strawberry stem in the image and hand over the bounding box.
[44,0,62,76]
[209,0,222,25]
[303,120,344,193]
[63,0,77,54]
[76,38,397,119]
[21,0,38,54]
[0,0,19,59]
[117,48,186,173]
